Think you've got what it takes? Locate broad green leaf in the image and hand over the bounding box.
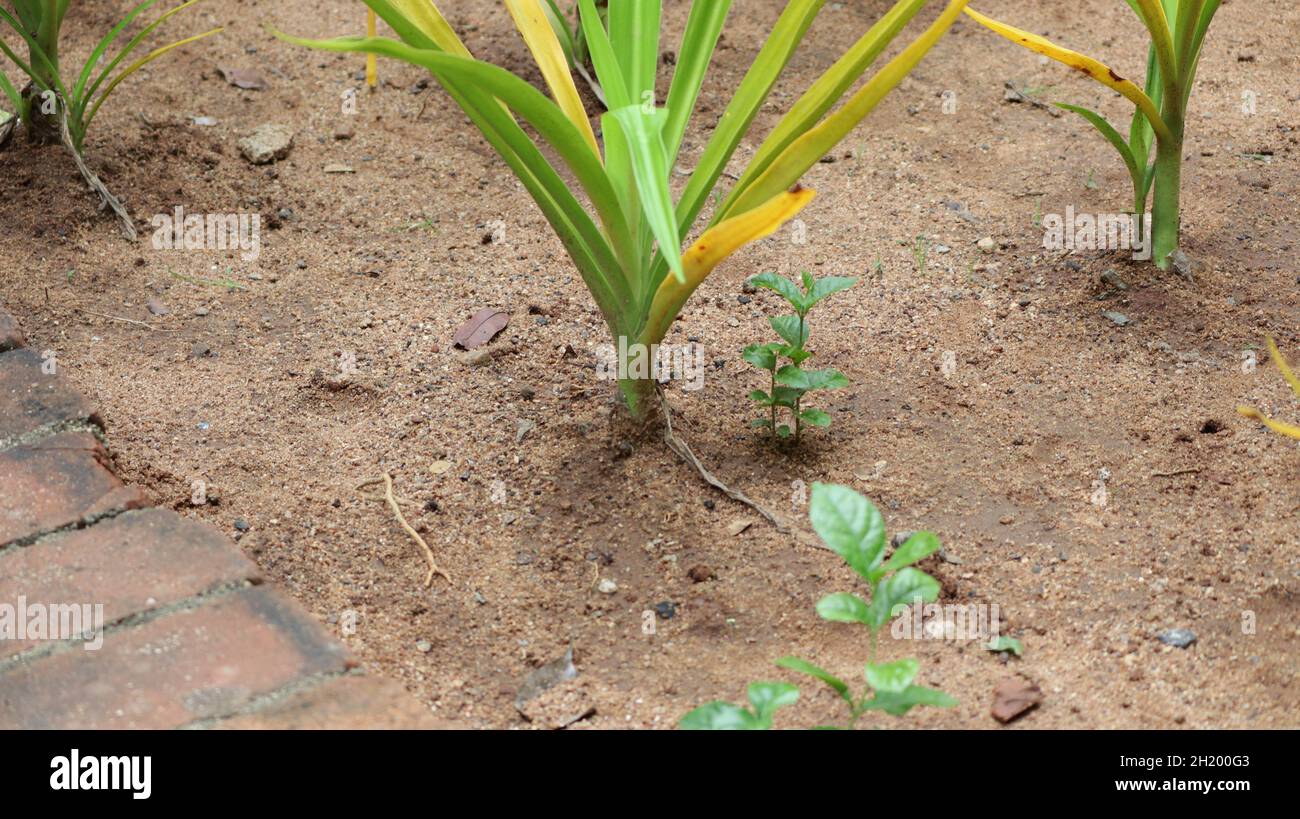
[807,275,858,310]
[864,658,919,694]
[751,417,774,429]
[776,366,849,391]
[769,316,809,350]
[776,656,852,704]
[743,343,778,371]
[771,386,803,409]
[748,272,803,308]
[880,531,941,574]
[799,408,832,427]
[815,592,871,624]
[867,567,940,629]
[776,424,793,439]
[748,390,773,405]
[860,684,957,716]
[809,482,886,581]
[678,702,762,730]
[747,681,799,724]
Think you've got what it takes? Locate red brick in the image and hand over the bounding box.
[210,674,456,729]
[0,508,260,658]
[0,431,148,547]
[0,348,99,441]
[0,585,351,729]
[0,310,23,353]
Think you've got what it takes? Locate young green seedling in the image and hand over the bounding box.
[743,271,855,443]
[965,1,1222,270]
[781,483,956,727]
[678,483,956,729]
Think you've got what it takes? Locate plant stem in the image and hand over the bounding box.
[1150,135,1183,269]
[618,375,655,421]
[769,367,776,442]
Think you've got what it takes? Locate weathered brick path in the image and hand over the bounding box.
[0,307,443,729]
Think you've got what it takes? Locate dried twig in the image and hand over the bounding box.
[658,387,787,533]
[357,473,450,587]
[73,307,157,330]
[1152,467,1202,478]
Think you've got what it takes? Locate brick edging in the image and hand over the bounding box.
[0,306,450,729]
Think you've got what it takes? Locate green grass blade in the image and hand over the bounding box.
[578,0,630,110]
[725,0,970,220]
[0,7,67,98]
[1055,103,1142,187]
[73,0,167,104]
[675,0,826,238]
[724,0,926,215]
[85,27,223,128]
[1181,0,1220,107]
[611,105,683,283]
[80,0,206,120]
[608,0,659,106]
[662,0,731,159]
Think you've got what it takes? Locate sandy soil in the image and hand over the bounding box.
[1,0,1297,728]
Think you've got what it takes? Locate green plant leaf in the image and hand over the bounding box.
[881,531,941,574]
[807,275,858,309]
[748,272,803,308]
[815,592,871,624]
[864,658,919,694]
[678,701,763,730]
[748,389,774,405]
[771,387,804,409]
[747,681,799,724]
[860,683,957,716]
[610,104,684,283]
[663,0,730,158]
[742,343,778,371]
[1054,103,1143,197]
[776,366,848,391]
[768,316,809,350]
[867,567,940,629]
[799,408,832,427]
[776,656,852,704]
[809,482,886,582]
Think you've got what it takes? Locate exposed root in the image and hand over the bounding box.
[657,387,788,533]
[357,473,450,587]
[59,106,136,241]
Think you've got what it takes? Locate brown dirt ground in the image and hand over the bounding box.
[2,0,1297,729]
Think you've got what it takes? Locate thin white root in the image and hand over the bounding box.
[59,105,136,241]
[357,473,450,587]
[658,387,788,533]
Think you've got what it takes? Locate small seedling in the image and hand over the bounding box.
[678,483,956,730]
[743,271,855,443]
[912,233,929,276]
[677,682,798,730]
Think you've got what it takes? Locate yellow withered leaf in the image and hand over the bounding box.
[641,186,816,347]
[504,0,600,160]
[1237,406,1300,441]
[389,0,473,58]
[964,6,1172,145]
[1267,336,1300,398]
